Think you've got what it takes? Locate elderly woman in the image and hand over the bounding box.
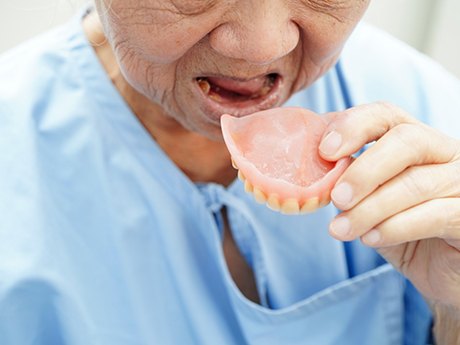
[0,1,459,344]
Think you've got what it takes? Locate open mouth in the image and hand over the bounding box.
[196,73,280,105]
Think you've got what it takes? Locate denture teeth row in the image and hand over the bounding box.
[236,168,328,215]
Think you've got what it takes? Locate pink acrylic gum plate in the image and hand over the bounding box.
[221,107,351,215]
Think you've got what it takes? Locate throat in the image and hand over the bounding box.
[151,122,237,185]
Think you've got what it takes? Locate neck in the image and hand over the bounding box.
[82,11,237,186]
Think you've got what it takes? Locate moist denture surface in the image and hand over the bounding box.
[221,107,351,215]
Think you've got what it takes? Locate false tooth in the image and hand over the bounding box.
[198,78,211,94]
[300,197,320,214]
[319,196,331,208]
[231,158,238,169]
[281,198,300,215]
[267,194,281,211]
[252,187,267,204]
[244,180,254,193]
[238,170,245,182]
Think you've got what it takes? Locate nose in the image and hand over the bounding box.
[209,2,299,65]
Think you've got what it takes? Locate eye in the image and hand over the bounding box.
[171,0,217,15]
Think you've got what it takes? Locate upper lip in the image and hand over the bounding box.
[195,71,280,81]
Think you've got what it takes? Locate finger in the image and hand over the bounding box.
[329,162,460,241]
[358,198,460,247]
[330,123,459,210]
[319,102,417,160]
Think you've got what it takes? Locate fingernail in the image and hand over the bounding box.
[362,229,381,245]
[330,217,351,237]
[331,183,353,206]
[319,131,342,156]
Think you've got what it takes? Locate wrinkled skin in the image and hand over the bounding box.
[93,0,369,140]
[89,0,460,339]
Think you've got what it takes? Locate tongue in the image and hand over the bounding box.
[207,76,268,96]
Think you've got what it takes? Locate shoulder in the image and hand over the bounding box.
[0,17,103,274]
[0,20,83,142]
[340,23,460,136]
[0,23,73,104]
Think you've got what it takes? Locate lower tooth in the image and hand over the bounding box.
[259,85,271,96]
[250,85,271,100]
[209,93,224,102]
[198,79,211,94]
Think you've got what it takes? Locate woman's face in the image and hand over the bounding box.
[95,0,369,140]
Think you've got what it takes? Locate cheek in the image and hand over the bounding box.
[112,41,176,99]
[302,23,355,64]
[296,5,367,65]
[98,2,220,65]
[118,24,209,64]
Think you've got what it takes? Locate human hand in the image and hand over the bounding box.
[319,102,460,309]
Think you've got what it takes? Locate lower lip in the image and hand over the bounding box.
[194,76,284,124]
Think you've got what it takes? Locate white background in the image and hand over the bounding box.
[1,0,459,78]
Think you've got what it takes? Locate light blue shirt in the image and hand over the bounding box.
[1,7,460,345]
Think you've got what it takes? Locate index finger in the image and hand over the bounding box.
[319,102,417,161]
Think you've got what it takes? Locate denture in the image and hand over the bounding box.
[221,107,351,215]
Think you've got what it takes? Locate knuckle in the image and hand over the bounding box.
[375,101,415,124]
[343,161,372,193]
[392,123,420,141]
[375,101,399,113]
[400,167,430,199]
[390,123,426,161]
[324,111,351,134]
